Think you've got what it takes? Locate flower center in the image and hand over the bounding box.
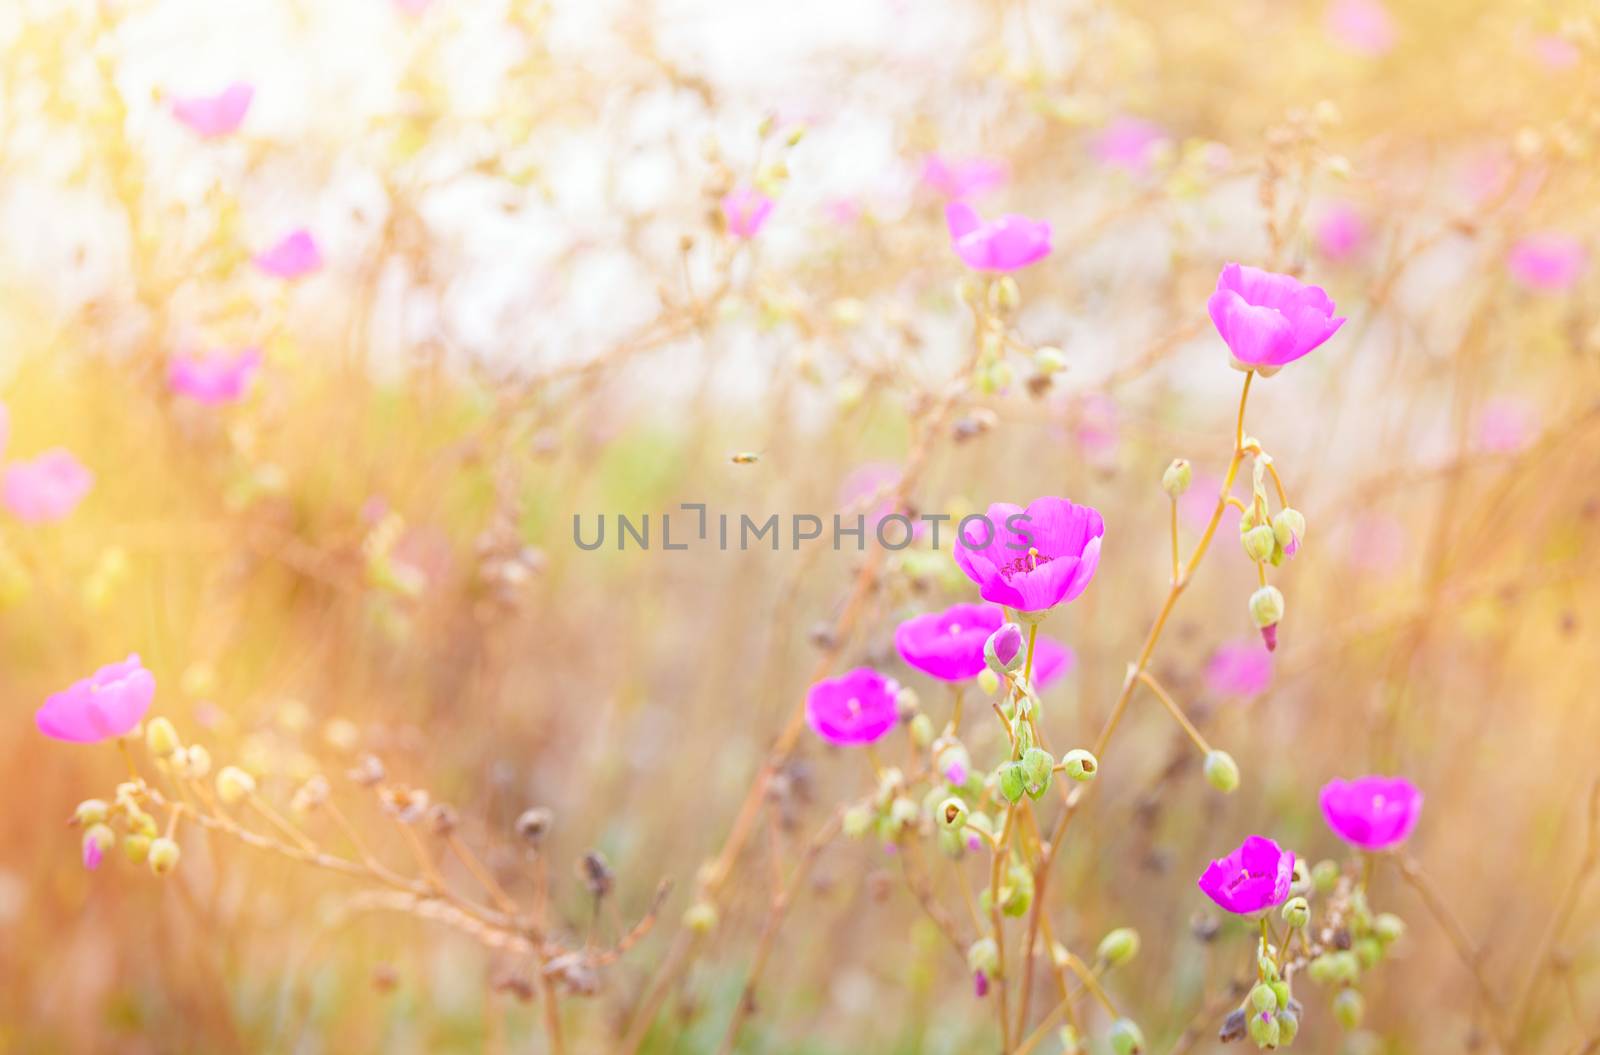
[998,547,1052,582]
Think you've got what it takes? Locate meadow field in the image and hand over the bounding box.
[1,0,1598,1052]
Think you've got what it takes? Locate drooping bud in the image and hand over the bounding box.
[985,623,1025,674]
[1096,927,1141,968]
[1312,859,1340,894]
[996,761,1027,803]
[1203,750,1240,793]
[1332,988,1364,1030]
[174,744,212,780]
[1281,896,1310,930]
[908,713,933,749]
[1034,346,1066,375]
[82,824,114,870]
[144,716,182,759]
[1275,1007,1300,1045]
[148,836,181,876]
[1162,459,1193,498]
[1242,523,1277,562]
[1250,982,1279,1013]
[1247,1010,1280,1048]
[895,685,920,718]
[937,797,969,832]
[216,766,257,806]
[966,937,999,978]
[1249,586,1285,651]
[1373,912,1405,944]
[683,901,718,934]
[73,799,109,826]
[1061,748,1098,782]
[1021,747,1054,799]
[842,805,873,838]
[1218,1008,1248,1043]
[1355,936,1383,969]
[123,833,151,864]
[1001,862,1034,917]
[1108,1018,1146,1055]
[1272,508,1306,559]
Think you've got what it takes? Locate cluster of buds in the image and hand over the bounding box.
[69,784,177,876]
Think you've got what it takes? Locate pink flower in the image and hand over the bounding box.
[1179,471,1244,535]
[945,203,1052,272]
[1346,513,1406,573]
[82,833,105,871]
[987,623,1024,669]
[1475,397,1536,453]
[1508,233,1586,292]
[3,449,93,523]
[1073,393,1119,463]
[721,187,774,239]
[1029,636,1076,692]
[920,154,1010,200]
[1319,776,1423,851]
[35,655,156,744]
[1198,835,1295,916]
[1092,117,1169,175]
[806,668,900,746]
[1205,641,1273,697]
[1316,204,1369,262]
[1207,263,1346,375]
[1327,0,1397,55]
[1530,35,1580,72]
[953,497,1104,613]
[254,229,323,279]
[169,348,263,405]
[895,603,1004,682]
[170,82,254,138]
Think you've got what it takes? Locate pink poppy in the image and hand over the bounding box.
[1205,641,1273,697]
[254,229,323,279]
[895,603,1004,682]
[1207,263,1346,375]
[36,655,156,744]
[171,83,254,138]
[952,497,1104,613]
[3,449,93,523]
[945,203,1052,272]
[169,348,263,405]
[1319,776,1422,851]
[1198,835,1295,915]
[806,668,900,746]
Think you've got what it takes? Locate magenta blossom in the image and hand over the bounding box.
[806,668,900,746]
[1327,0,1397,55]
[1029,636,1075,692]
[1205,641,1273,698]
[722,187,774,239]
[1092,117,1169,175]
[1320,776,1423,851]
[953,497,1103,613]
[1198,835,1295,916]
[920,154,1009,200]
[36,655,156,744]
[986,623,1024,670]
[1208,263,1346,375]
[171,82,254,138]
[1316,204,1369,262]
[3,449,93,523]
[945,203,1051,272]
[254,229,323,279]
[1508,233,1586,292]
[895,603,1004,682]
[170,348,263,405]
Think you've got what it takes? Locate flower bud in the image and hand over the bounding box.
[996,761,1027,803]
[175,744,212,780]
[989,276,1021,313]
[1275,1007,1300,1045]
[1058,1025,1084,1054]
[1202,750,1240,793]
[1001,863,1034,916]
[1281,896,1310,929]
[985,623,1025,674]
[514,806,553,844]
[1108,1018,1146,1055]
[1241,523,1277,562]
[966,937,999,977]
[81,824,114,870]
[1272,508,1306,558]
[145,716,182,759]
[976,669,1000,695]
[1355,936,1383,969]
[1290,858,1313,897]
[216,766,257,806]
[842,804,873,838]
[1021,747,1054,799]
[1249,585,1285,651]
[937,796,969,832]
[1250,982,1278,1013]
[73,799,109,826]
[937,743,972,786]
[1332,988,1364,1030]
[908,713,933,749]
[148,836,181,875]
[1034,346,1066,374]
[1271,980,1290,1009]
[889,796,919,833]
[1312,859,1340,894]
[895,685,920,718]
[127,810,158,837]
[1247,1010,1280,1048]
[1096,927,1140,968]
[1162,459,1192,498]
[123,833,151,864]
[683,901,718,934]
[1061,748,1098,782]
[1373,912,1405,944]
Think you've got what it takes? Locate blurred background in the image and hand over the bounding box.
[1,0,1597,1052]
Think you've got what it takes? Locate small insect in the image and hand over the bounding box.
[729,451,761,464]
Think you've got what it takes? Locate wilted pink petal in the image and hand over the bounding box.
[36,655,156,744]
[1327,0,1397,55]
[1475,397,1537,454]
[3,449,93,523]
[945,203,1051,272]
[1092,117,1169,175]
[254,229,323,279]
[721,187,774,239]
[1206,641,1273,698]
[171,82,254,138]
[921,154,1010,200]
[1508,233,1586,292]
[169,348,263,405]
[1316,204,1368,262]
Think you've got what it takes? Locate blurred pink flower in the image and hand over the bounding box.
[1530,34,1580,71]
[945,203,1051,272]
[1198,835,1294,915]
[1029,636,1076,692]
[1346,513,1406,572]
[1206,641,1273,697]
[171,82,254,138]
[1207,263,1346,375]
[0,401,8,461]
[823,197,862,226]
[721,187,774,239]
[895,603,1003,682]
[1092,117,1169,175]
[3,449,93,523]
[82,834,105,871]
[1320,775,1422,851]
[953,497,1103,613]
[1316,203,1369,262]
[920,153,1010,200]
[169,348,263,405]
[394,0,433,13]
[838,461,925,539]
[1074,393,1120,463]
[1475,397,1537,454]
[806,668,899,746]
[1179,471,1243,534]
[1508,233,1586,292]
[254,229,323,279]
[36,655,155,744]
[1327,0,1397,55]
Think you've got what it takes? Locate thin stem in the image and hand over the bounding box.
[1136,670,1211,754]
[1396,855,1509,1050]
[990,803,1018,1051]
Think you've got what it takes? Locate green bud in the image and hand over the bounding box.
[1057,1025,1084,1054]
[1275,1007,1300,1045]
[1373,912,1406,945]
[1272,508,1305,554]
[1108,1018,1146,1055]
[908,713,933,748]
[1247,1010,1280,1048]
[1001,863,1034,917]
[1332,988,1364,1030]
[997,762,1027,803]
[683,901,718,933]
[977,669,1000,695]
[1355,936,1383,969]
[1034,346,1066,374]
[145,716,181,759]
[1281,896,1310,929]
[127,810,158,837]
[216,765,256,806]
[148,836,181,876]
[1096,927,1140,968]
[123,832,151,864]
[937,828,964,858]
[1242,523,1277,562]
[1271,980,1291,1008]
[989,276,1021,313]
[937,797,969,831]
[1162,458,1193,498]
[966,937,999,977]
[1061,748,1098,782]
[842,805,873,838]
[1312,859,1340,894]
[1021,747,1054,799]
[889,796,919,832]
[1203,750,1240,793]
[1249,585,1285,629]
[1329,950,1361,984]
[1250,982,1279,1013]
[1307,955,1337,985]
[73,799,109,826]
